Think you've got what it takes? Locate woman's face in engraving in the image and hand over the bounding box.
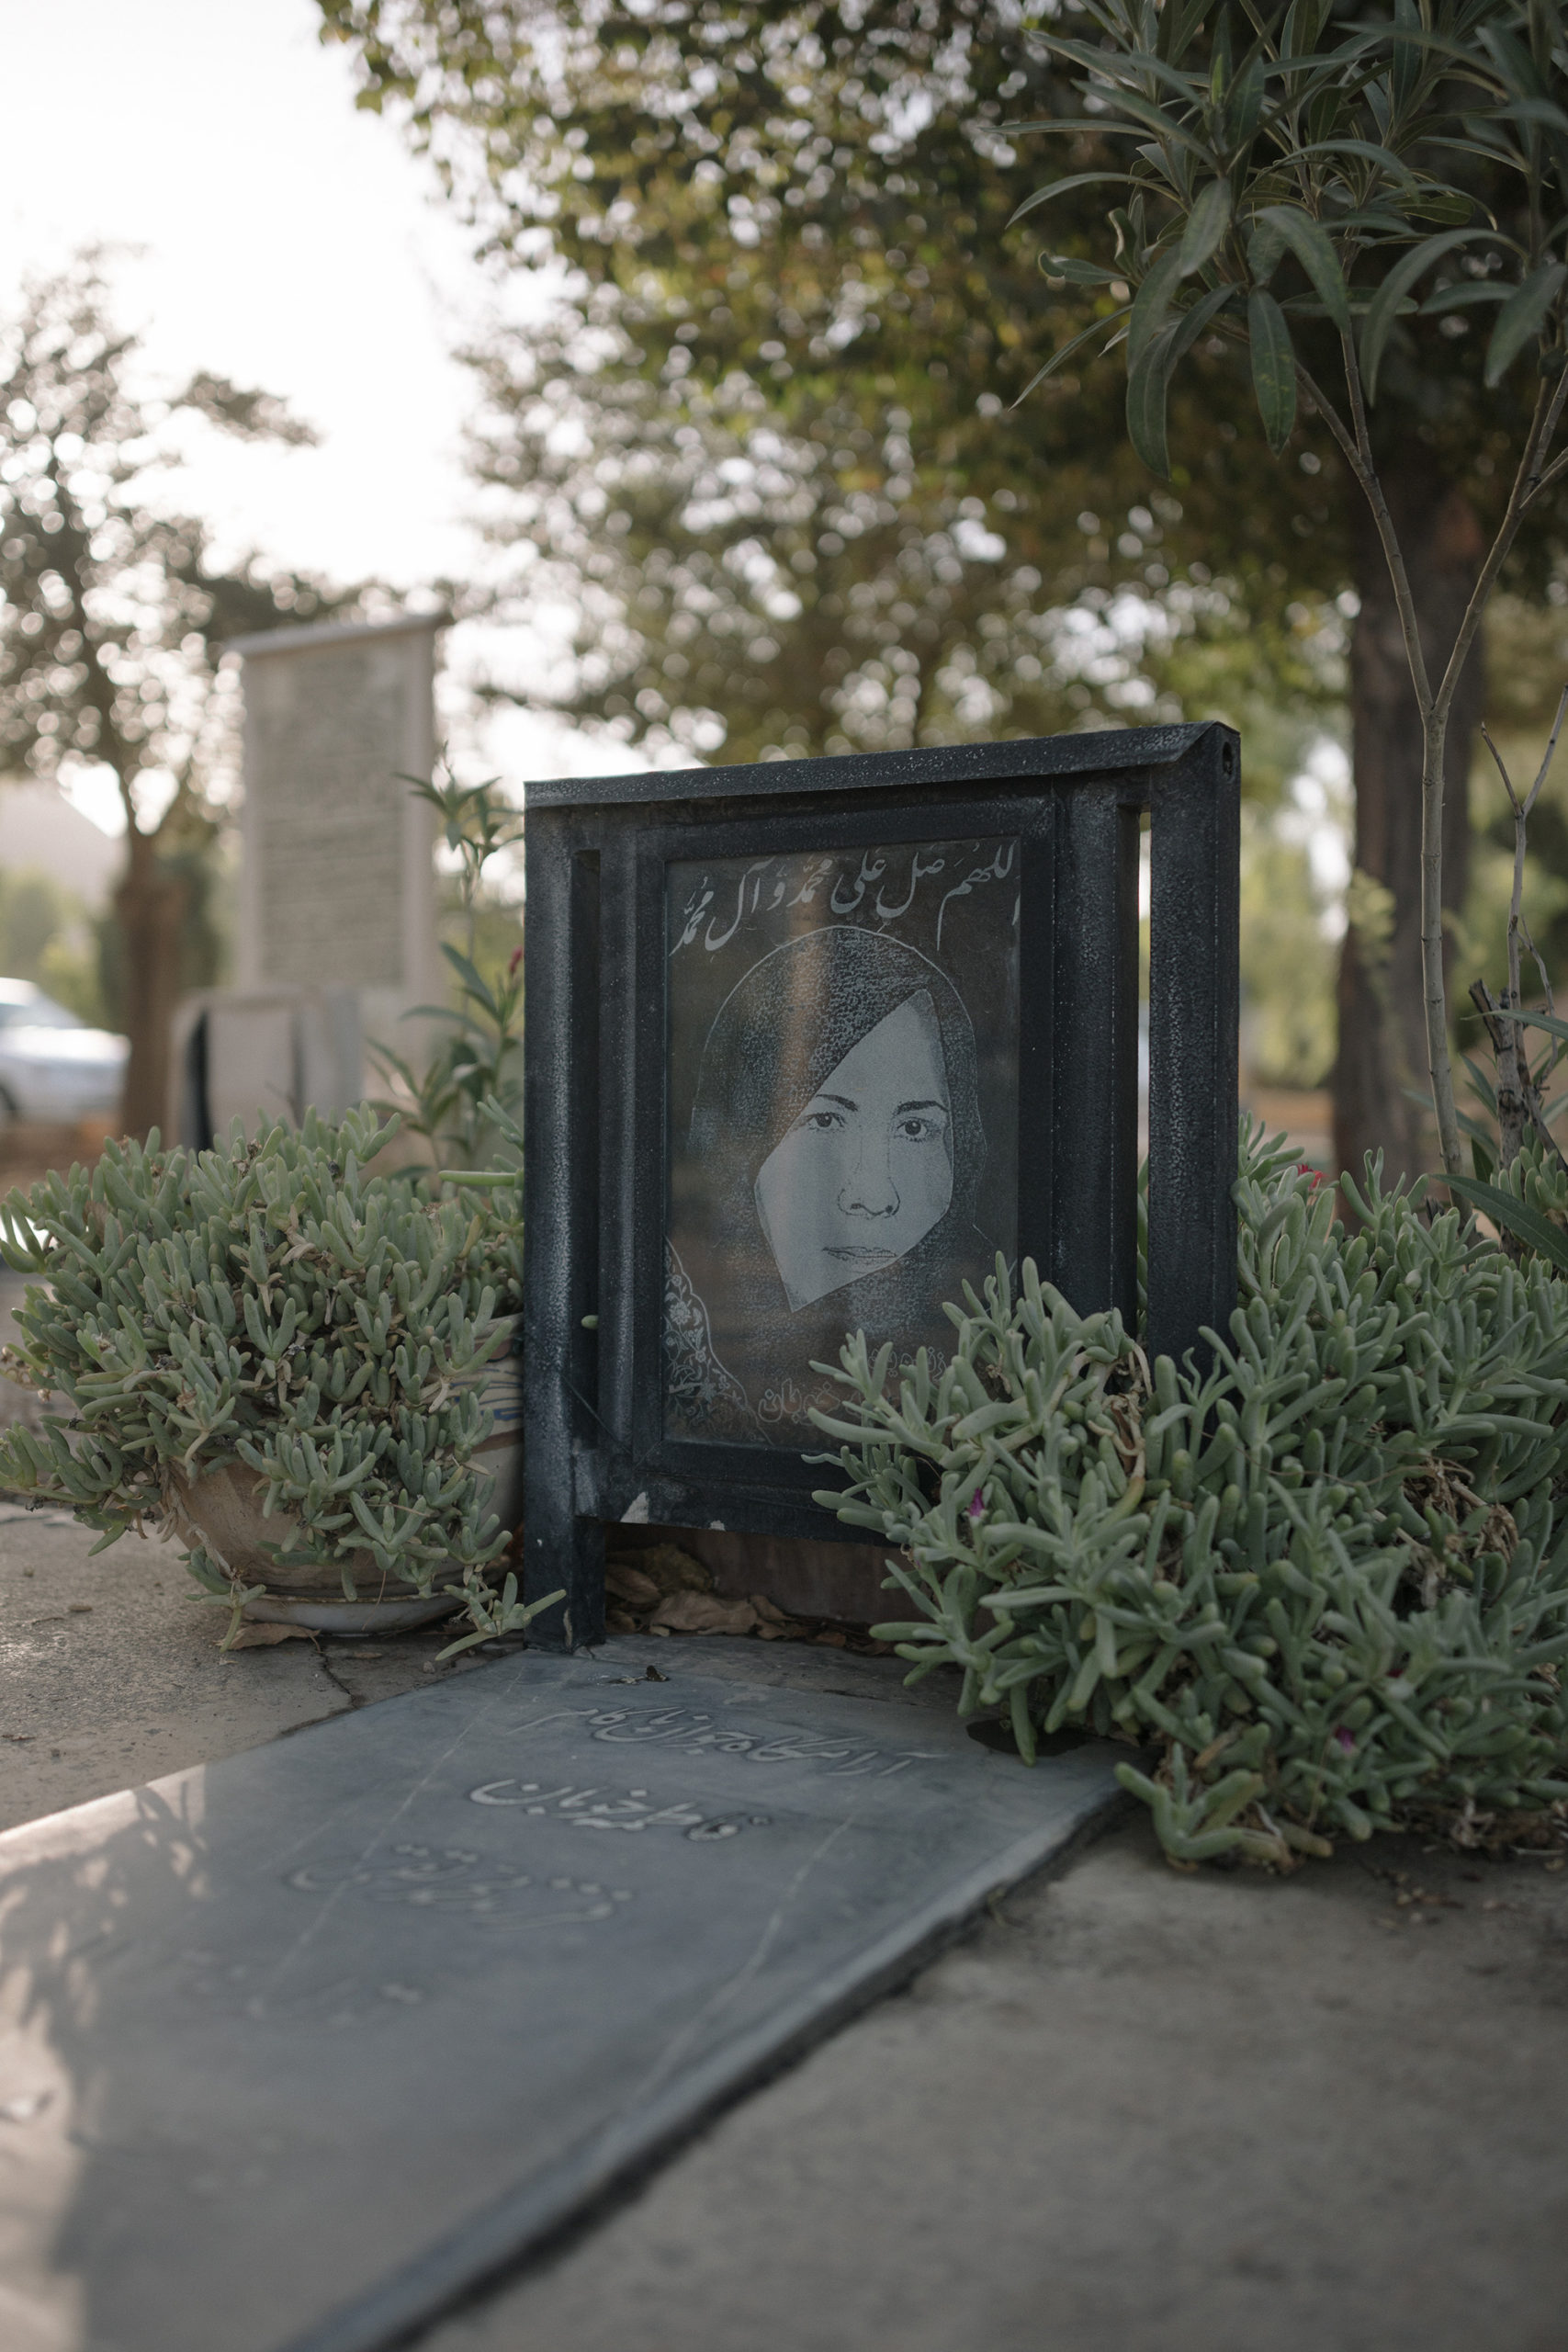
[752,990,953,1311]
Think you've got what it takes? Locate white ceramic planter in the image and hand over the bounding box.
[171,1317,524,1639]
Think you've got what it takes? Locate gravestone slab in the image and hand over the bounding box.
[0,1639,1120,2352]
[223,615,444,1125]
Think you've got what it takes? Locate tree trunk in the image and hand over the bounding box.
[113,836,189,1142]
[1333,455,1486,1191]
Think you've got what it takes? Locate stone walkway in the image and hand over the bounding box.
[4,1514,1567,2352]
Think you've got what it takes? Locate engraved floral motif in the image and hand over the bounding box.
[663,1241,760,1440]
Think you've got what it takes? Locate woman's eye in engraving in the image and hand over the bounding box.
[795,1107,845,1134]
[895,1112,947,1144]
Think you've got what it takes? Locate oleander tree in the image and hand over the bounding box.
[316,5,1354,1078]
[319,0,1568,1181]
[1008,0,1568,1179]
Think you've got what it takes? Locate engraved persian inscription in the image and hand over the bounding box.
[285,1845,635,1924]
[468,1781,770,1838]
[513,1704,943,1780]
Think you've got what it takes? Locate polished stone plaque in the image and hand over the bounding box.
[0,1642,1118,2352]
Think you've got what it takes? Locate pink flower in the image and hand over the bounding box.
[507,944,524,979]
[967,1492,986,1523]
[1334,1726,1355,1753]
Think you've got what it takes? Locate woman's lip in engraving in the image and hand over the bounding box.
[823,1244,898,1262]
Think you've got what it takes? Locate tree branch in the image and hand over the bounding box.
[1434,369,1568,728]
[1336,326,1434,715]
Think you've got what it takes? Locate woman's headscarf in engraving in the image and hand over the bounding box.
[678,926,987,1429]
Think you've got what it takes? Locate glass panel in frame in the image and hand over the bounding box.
[663,836,1021,1444]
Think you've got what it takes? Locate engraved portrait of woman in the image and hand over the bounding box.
[665,923,998,1442]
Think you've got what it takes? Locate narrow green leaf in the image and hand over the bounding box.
[1040,254,1122,286]
[1484,259,1568,385]
[1445,1173,1568,1273]
[1402,186,1475,224]
[1168,283,1235,361]
[1127,324,1177,476]
[1126,246,1185,373]
[1123,285,1233,474]
[1499,1004,1568,1048]
[1179,178,1233,276]
[1359,229,1488,400]
[1419,281,1511,314]
[1021,42,1205,110]
[1077,83,1213,156]
[1247,289,1297,451]
[1004,119,1135,139]
[1248,214,1287,286]
[1256,205,1352,333]
[1274,136,1424,188]
[1493,96,1568,135]
[1006,173,1134,229]
[1010,304,1133,406]
[1223,54,1267,154]
[441,943,501,1022]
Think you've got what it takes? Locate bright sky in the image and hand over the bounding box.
[0,0,627,833]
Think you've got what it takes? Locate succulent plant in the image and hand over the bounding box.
[0,1104,549,1649]
[812,1127,1568,1868]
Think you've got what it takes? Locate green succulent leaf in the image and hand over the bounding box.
[812,1127,1568,1873]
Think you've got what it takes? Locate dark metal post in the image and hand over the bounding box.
[1145,726,1241,1365]
[1050,785,1142,1326]
[521,825,605,1646]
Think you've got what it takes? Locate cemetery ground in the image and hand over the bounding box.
[3,1504,1567,2350]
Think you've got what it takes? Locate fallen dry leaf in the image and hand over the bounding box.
[618,1544,712,1598]
[649,1591,759,1636]
[226,1623,316,1650]
[605,1563,660,1611]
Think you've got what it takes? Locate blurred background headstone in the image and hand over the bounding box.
[172,615,444,1145]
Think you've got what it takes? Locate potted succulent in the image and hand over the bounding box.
[0,1103,553,1652]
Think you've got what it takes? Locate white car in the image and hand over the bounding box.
[0,979,128,1123]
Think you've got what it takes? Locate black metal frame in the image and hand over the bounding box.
[522,723,1239,1648]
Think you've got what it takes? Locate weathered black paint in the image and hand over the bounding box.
[522,726,1239,1648]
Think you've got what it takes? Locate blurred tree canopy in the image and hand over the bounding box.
[324,0,1340,772]
[0,256,354,1136]
[319,0,1568,1175]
